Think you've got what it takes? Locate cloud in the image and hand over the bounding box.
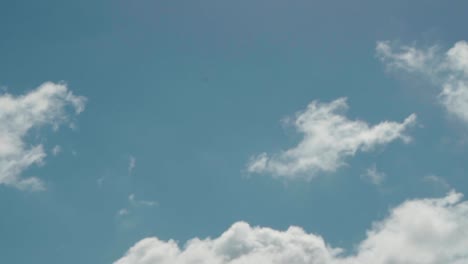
[118,194,158,217]
[128,155,136,176]
[128,194,158,207]
[375,41,439,74]
[247,98,416,180]
[361,164,385,185]
[423,175,451,191]
[115,191,468,264]
[118,208,130,216]
[376,40,468,124]
[0,82,86,191]
[51,145,62,156]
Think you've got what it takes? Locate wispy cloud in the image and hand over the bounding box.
[51,145,62,156]
[117,194,158,217]
[128,155,136,176]
[247,98,416,180]
[361,164,385,185]
[118,208,129,216]
[0,82,86,191]
[128,194,158,207]
[377,40,468,124]
[423,174,451,191]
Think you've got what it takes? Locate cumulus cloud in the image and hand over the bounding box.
[115,191,468,264]
[377,40,468,124]
[247,98,416,179]
[0,82,86,191]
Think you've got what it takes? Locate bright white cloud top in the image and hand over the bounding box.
[247,98,416,179]
[0,82,86,191]
[115,191,468,264]
[377,40,468,123]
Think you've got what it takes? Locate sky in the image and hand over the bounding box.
[1,1,468,263]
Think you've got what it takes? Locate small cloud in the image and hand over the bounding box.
[361,164,385,185]
[118,208,129,216]
[116,194,158,219]
[51,145,62,156]
[128,155,136,176]
[129,193,158,207]
[247,98,416,180]
[97,176,105,187]
[423,175,451,190]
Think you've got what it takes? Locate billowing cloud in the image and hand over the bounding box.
[0,82,86,191]
[377,40,468,124]
[115,191,468,264]
[247,98,416,179]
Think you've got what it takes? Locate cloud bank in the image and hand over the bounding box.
[247,98,416,179]
[116,191,468,264]
[0,82,86,190]
[377,40,468,124]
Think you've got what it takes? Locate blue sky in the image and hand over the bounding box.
[1,1,468,263]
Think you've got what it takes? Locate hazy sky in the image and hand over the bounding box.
[1,1,468,263]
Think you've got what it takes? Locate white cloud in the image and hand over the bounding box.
[129,155,136,176]
[361,164,385,185]
[377,40,468,124]
[376,41,439,74]
[0,82,86,191]
[247,98,416,179]
[115,191,468,264]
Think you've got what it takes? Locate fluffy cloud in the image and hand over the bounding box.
[115,221,340,264]
[377,40,468,123]
[0,82,86,190]
[247,98,416,179]
[116,191,468,264]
